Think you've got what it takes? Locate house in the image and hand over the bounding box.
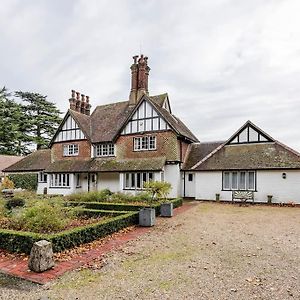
[0,155,23,184]
[4,55,300,203]
[182,121,300,204]
[4,55,198,198]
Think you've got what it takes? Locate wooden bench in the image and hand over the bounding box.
[232,190,254,204]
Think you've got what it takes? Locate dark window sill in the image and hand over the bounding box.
[49,186,71,189]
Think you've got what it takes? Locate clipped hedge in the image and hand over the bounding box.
[0,211,138,254]
[68,198,183,216]
[8,174,38,191]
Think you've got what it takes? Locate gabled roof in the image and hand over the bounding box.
[189,121,300,171]
[120,94,199,142]
[49,110,90,146]
[55,93,199,144]
[182,142,224,170]
[0,155,23,176]
[3,149,51,173]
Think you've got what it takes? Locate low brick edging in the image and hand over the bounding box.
[0,201,197,284]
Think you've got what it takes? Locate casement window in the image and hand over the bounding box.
[223,171,256,191]
[133,136,156,151]
[50,174,70,187]
[63,144,79,156]
[39,172,47,183]
[94,143,115,157]
[124,172,154,189]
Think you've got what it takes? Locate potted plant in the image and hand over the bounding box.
[143,181,173,219]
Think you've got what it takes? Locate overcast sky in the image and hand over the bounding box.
[1,0,300,150]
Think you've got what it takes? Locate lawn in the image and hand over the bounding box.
[0,202,299,300]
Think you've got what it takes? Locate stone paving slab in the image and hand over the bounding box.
[0,202,196,284]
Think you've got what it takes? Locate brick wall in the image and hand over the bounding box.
[51,140,91,162]
[116,131,180,161]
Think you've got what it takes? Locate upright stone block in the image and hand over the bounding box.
[28,240,54,273]
[139,208,156,227]
[160,202,173,217]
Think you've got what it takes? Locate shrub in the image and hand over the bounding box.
[8,174,37,191]
[144,181,172,200]
[0,177,15,190]
[11,200,75,233]
[5,198,25,210]
[0,199,8,219]
[67,189,112,202]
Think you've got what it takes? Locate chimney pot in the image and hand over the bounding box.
[81,94,85,102]
[71,90,76,98]
[76,91,80,100]
[86,96,89,103]
[133,55,138,64]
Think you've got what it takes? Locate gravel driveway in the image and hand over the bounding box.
[0,202,299,300]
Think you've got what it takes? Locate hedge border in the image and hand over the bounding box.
[0,211,138,254]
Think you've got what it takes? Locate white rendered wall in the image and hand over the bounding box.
[194,170,300,204]
[37,182,48,194]
[256,170,300,203]
[164,164,181,198]
[98,172,119,192]
[183,172,196,197]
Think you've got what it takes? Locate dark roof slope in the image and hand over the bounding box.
[45,157,166,173]
[149,93,168,107]
[90,101,134,143]
[3,150,51,172]
[69,109,91,139]
[192,142,300,171]
[182,142,224,170]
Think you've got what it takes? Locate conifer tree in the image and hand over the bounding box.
[15,91,62,150]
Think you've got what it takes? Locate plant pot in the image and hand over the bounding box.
[139,207,156,227]
[160,202,173,217]
[216,193,220,202]
[267,195,273,204]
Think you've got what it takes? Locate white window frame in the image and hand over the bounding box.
[94,143,115,157]
[223,171,256,191]
[133,136,156,151]
[50,173,70,188]
[124,172,154,190]
[63,144,79,156]
[39,172,47,183]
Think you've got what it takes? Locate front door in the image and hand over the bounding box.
[89,173,97,191]
[185,172,195,197]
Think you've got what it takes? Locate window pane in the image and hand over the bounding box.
[131,173,135,188]
[248,172,255,190]
[232,172,238,190]
[239,172,246,190]
[239,128,248,143]
[223,172,230,190]
[136,173,141,188]
[148,172,153,181]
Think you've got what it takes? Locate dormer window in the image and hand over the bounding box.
[63,144,79,156]
[95,143,115,157]
[134,136,156,151]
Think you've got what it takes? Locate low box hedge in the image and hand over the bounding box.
[0,211,138,254]
[68,198,183,216]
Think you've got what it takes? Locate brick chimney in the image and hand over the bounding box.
[129,54,150,105]
[69,90,91,115]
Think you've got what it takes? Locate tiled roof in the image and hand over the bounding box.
[0,155,23,176]
[191,142,300,171]
[90,101,134,143]
[3,150,51,173]
[182,142,224,170]
[66,94,199,144]
[45,157,166,173]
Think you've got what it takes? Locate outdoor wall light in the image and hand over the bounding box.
[282,173,287,179]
